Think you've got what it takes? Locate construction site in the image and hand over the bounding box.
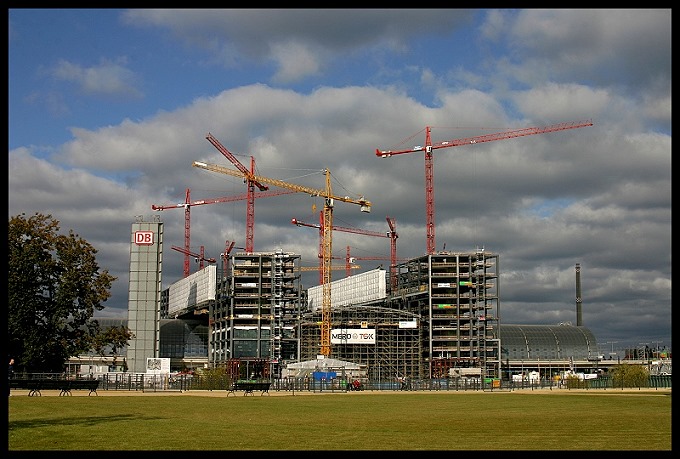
[97,119,671,384]
[194,246,498,381]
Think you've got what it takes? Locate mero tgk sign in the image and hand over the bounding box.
[330,328,376,344]
[134,231,154,246]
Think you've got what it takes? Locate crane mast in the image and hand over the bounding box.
[222,240,236,278]
[221,240,247,279]
[344,246,399,277]
[171,245,216,271]
[376,119,593,254]
[152,187,295,277]
[385,216,398,290]
[206,133,274,253]
[193,160,371,357]
[155,188,192,278]
[291,213,398,288]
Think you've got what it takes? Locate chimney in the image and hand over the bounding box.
[575,263,582,326]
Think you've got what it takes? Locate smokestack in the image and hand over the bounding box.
[575,263,582,326]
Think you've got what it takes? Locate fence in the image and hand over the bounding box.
[10,372,671,393]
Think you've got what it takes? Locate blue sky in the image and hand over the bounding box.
[8,9,671,354]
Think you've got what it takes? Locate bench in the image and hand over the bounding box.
[227,381,271,396]
[9,378,99,396]
[9,379,44,396]
[58,379,100,396]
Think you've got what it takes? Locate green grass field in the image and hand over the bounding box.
[8,390,672,451]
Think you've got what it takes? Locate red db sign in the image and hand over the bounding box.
[134,231,154,246]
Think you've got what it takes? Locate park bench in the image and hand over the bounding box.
[58,379,100,396]
[9,378,100,396]
[227,381,271,396]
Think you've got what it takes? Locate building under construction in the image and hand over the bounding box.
[148,240,614,383]
[297,247,500,379]
[199,245,501,380]
[208,249,302,379]
[72,216,629,381]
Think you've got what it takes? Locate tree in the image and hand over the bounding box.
[91,324,135,370]
[8,212,122,373]
[610,364,649,388]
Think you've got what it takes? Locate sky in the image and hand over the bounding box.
[8,9,671,356]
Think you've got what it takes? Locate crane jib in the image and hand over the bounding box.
[375,119,593,157]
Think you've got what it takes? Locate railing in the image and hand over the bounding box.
[10,373,671,394]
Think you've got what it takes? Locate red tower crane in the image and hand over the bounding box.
[376,119,593,254]
[193,161,371,357]
[344,245,402,277]
[152,187,295,278]
[171,245,216,271]
[221,240,235,278]
[291,213,398,288]
[206,133,271,253]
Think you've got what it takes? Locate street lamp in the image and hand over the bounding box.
[606,341,618,359]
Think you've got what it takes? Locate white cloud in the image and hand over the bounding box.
[51,58,143,98]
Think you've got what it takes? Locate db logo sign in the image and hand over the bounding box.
[134,231,154,246]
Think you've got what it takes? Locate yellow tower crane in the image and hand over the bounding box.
[300,264,361,272]
[193,160,371,356]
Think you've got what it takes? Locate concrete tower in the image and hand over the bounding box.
[126,215,163,374]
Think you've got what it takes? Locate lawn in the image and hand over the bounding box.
[8,390,672,450]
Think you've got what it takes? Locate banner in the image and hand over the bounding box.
[330,328,376,344]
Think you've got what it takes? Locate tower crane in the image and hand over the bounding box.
[291,213,399,289]
[152,187,295,277]
[300,264,361,272]
[344,246,402,278]
[299,250,360,283]
[206,133,270,253]
[193,160,371,357]
[221,240,247,278]
[222,240,236,278]
[293,211,361,283]
[171,245,216,271]
[376,119,593,254]
[304,249,353,283]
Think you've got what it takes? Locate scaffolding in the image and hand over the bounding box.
[208,247,500,380]
[387,249,501,379]
[208,250,302,376]
[155,248,607,379]
[293,249,500,380]
[298,304,422,381]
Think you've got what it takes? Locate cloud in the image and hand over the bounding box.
[50,57,143,98]
[488,9,671,96]
[121,9,475,83]
[8,8,671,350]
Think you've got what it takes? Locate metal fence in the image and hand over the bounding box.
[10,372,672,393]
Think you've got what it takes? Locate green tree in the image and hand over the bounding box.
[610,364,650,388]
[8,212,119,373]
[92,324,135,370]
